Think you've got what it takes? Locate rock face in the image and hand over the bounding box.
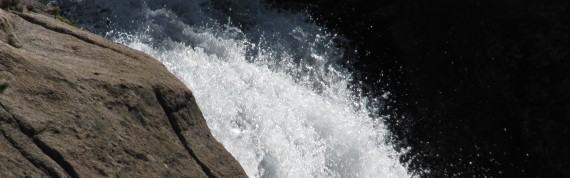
[0,6,247,178]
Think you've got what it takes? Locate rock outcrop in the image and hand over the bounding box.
[0,6,246,178]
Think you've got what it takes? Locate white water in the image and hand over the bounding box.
[62,0,409,177]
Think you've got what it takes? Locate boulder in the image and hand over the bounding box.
[0,7,246,178]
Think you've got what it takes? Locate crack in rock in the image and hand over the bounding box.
[154,86,216,178]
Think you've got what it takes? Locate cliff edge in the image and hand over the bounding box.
[0,5,246,178]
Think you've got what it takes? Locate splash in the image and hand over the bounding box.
[62,0,409,177]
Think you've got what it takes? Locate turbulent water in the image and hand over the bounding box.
[60,0,409,177]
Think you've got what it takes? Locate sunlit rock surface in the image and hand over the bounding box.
[0,4,246,177]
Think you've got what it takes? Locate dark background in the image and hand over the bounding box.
[268,0,570,177]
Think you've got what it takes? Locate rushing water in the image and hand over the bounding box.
[60,0,409,177]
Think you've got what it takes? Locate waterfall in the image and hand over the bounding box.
[61,0,409,177]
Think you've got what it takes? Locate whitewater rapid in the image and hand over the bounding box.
[61,0,409,177]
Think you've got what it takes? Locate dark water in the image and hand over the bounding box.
[267,0,570,177]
